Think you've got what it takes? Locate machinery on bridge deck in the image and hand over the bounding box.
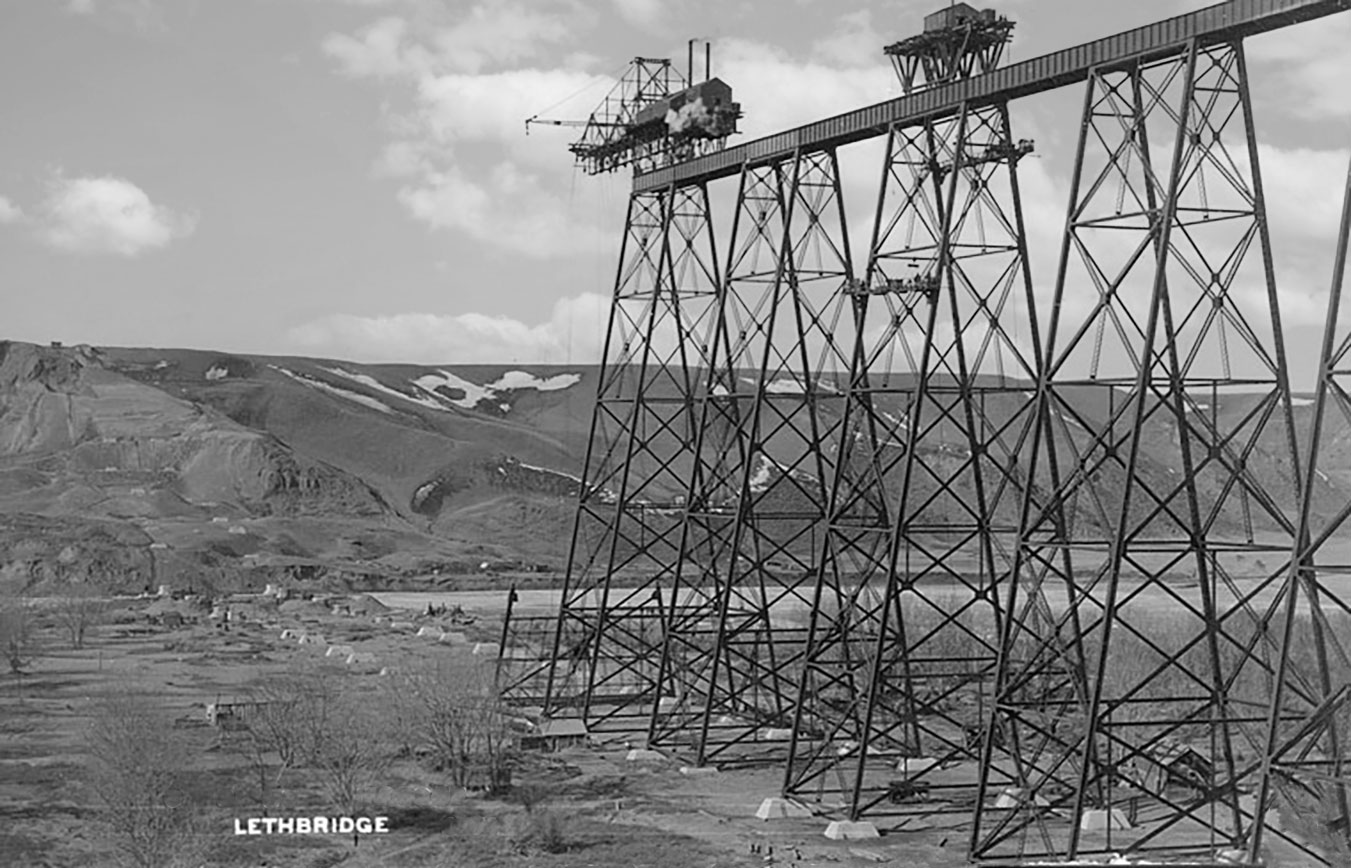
[526,42,741,176]
[884,2,1015,94]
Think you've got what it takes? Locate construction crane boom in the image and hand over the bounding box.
[524,116,618,135]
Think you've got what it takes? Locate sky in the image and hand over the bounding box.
[0,0,1348,380]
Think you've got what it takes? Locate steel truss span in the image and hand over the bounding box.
[635,0,1349,194]
[496,0,1351,863]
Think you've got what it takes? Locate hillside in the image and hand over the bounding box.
[0,339,1344,597]
[0,342,594,595]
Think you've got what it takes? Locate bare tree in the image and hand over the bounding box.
[245,663,394,815]
[53,586,108,649]
[85,690,205,868]
[247,662,340,783]
[399,657,516,792]
[0,599,36,675]
[310,693,395,815]
[373,673,420,759]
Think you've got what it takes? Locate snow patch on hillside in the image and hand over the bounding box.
[413,369,582,411]
[514,459,584,485]
[747,455,819,493]
[323,367,448,411]
[765,378,805,394]
[732,376,828,395]
[315,366,582,415]
[487,371,581,392]
[880,410,908,430]
[412,370,490,409]
[748,455,774,493]
[273,366,395,415]
[1056,410,1091,431]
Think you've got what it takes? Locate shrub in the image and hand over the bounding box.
[393,658,517,793]
[310,694,394,816]
[85,690,206,868]
[0,600,36,675]
[53,587,108,649]
[496,808,571,855]
[248,665,340,776]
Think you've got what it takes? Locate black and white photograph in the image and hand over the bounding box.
[2,1,1350,865]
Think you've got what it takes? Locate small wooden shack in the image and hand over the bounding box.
[520,719,589,752]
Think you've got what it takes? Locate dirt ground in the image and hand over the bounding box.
[0,595,980,868]
[5,588,1340,868]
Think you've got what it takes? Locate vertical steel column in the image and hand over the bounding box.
[974,41,1312,864]
[537,183,721,732]
[785,100,1044,820]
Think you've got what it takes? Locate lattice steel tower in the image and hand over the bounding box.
[646,143,857,764]
[501,53,742,729]
[783,4,1044,821]
[970,32,1343,867]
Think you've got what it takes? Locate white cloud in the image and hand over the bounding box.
[320,0,912,265]
[323,16,413,79]
[423,3,573,75]
[1246,14,1351,119]
[611,0,664,31]
[373,65,621,258]
[63,0,165,32]
[0,195,24,224]
[412,67,608,162]
[286,292,610,364]
[373,139,434,178]
[714,38,898,137]
[324,5,621,257]
[39,175,196,257]
[396,162,611,258]
[811,9,886,68]
[1259,144,1350,243]
[323,4,574,79]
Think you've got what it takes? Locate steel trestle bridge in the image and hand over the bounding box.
[499,1,1351,864]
